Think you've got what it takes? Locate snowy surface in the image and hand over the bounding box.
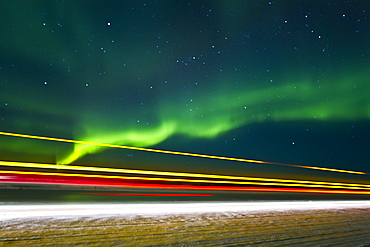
[1,201,370,220]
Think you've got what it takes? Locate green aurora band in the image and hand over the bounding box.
[59,73,369,164]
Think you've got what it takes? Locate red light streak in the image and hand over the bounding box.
[2,161,370,189]
[79,193,214,196]
[2,170,370,195]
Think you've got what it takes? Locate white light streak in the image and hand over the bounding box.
[1,201,370,220]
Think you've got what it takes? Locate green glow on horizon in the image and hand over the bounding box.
[59,73,369,164]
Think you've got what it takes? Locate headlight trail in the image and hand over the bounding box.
[0,131,366,175]
[1,168,370,190]
[2,170,370,195]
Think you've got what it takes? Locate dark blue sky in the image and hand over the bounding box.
[0,0,369,184]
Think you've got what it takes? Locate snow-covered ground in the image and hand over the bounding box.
[1,201,370,220]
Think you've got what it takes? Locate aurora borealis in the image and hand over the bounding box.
[0,1,369,181]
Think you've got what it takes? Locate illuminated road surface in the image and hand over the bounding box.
[1,201,370,245]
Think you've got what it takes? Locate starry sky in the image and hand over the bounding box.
[0,0,369,182]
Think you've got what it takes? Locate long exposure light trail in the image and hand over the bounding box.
[79,193,214,196]
[2,202,370,221]
[1,161,370,189]
[0,131,366,175]
[2,169,370,191]
[2,170,370,195]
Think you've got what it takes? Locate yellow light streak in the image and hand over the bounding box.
[0,131,366,175]
[295,165,364,174]
[1,160,370,190]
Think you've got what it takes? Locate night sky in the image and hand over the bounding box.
[0,1,369,183]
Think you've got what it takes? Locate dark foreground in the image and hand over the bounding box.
[1,204,370,246]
